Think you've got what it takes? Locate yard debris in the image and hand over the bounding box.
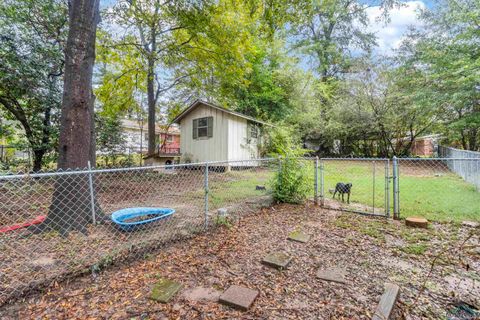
[462,221,479,228]
[1,203,478,319]
[219,285,259,311]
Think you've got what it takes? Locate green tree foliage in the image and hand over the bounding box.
[288,0,377,82]
[327,60,438,157]
[0,0,67,171]
[395,0,480,151]
[96,114,127,167]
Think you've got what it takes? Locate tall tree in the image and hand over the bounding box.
[41,0,101,235]
[395,0,480,151]
[0,0,66,171]
[105,0,206,155]
[289,0,377,82]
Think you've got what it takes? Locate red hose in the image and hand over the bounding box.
[0,215,46,233]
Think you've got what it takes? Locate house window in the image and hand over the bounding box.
[166,135,173,143]
[193,117,213,139]
[247,121,258,140]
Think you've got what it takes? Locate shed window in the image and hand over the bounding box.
[247,121,258,140]
[193,117,213,139]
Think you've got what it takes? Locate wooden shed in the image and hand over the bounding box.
[173,100,268,163]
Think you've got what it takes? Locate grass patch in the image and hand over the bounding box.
[398,173,479,222]
[400,243,429,255]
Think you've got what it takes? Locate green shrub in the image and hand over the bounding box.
[271,156,313,204]
[266,126,313,204]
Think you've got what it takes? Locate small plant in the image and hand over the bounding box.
[214,215,233,228]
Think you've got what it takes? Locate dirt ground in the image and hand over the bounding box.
[1,202,478,320]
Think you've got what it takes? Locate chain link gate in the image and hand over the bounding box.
[315,158,391,217]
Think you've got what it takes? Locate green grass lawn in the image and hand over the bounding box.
[398,173,479,222]
[203,160,479,223]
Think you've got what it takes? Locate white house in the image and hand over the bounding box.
[120,119,180,155]
[173,100,268,163]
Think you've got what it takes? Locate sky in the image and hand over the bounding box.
[365,0,427,55]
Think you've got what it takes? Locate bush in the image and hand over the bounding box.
[267,126,313,204]
[271,156,313,204]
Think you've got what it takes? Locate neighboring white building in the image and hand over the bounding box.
[120,119,180,154]
[172,100,268,163]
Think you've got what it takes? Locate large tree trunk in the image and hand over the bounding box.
[38,0,101,236]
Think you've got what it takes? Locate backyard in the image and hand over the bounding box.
[0,202,478,319]
[1,0,479,317]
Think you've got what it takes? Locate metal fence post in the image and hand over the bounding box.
[314,156,319,205]
[392,156,399,219]
[320,159,325,206]
[204,162,209,229]
[385,159,390,218]
[87,161,96,225]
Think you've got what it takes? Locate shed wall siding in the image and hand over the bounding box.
[227,116,259,160]
[180,104,228,162]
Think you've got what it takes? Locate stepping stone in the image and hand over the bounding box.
[405,217,428,228]
[29,257,56,270]
[219,285,259,311]
[288,230,311,243]
[262,252,292,269]
[316,267,347,284]
[183,286,221,302]
[150,278,182,303]
[372,283,400,320]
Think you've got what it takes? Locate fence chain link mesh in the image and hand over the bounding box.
[0,156,479,306]
[397,158,480,221]
[318,159,391,217]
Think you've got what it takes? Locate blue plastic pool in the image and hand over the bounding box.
[111,207,175,231]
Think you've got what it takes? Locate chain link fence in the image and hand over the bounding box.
[317,158,391,217]
[397,158,480,222]
[438,146,480,190]
[0,159,281,305]
[1,156,479,306]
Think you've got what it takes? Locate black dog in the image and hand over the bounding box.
[333,182,352,203]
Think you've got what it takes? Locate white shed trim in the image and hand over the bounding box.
[173,99,271,126]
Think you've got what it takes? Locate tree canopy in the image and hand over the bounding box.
[1,0,479,173]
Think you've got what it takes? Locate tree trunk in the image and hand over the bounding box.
[38,0,101,236]
[147,55,156,155]
[32,149,45,172]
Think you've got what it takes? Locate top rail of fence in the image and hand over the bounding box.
[1,156,478,181]
[397,157,480,161]
[0,157,278,180]
[439,145,480,156]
